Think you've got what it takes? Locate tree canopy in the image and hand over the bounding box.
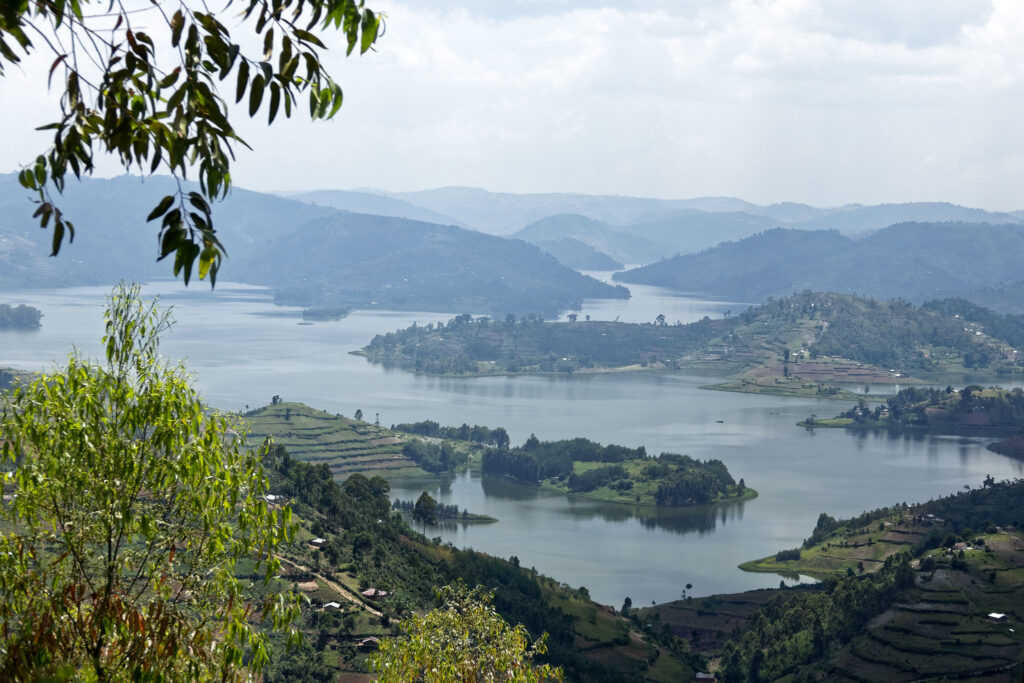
[370,583,563,683]
[0,283,299,680]
[1,0,380,284]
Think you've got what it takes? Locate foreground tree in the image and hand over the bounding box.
[1,0,380,283]
[370,583,563,683]
[0,283,299,680]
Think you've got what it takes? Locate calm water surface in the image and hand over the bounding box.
[2,281,1021,606]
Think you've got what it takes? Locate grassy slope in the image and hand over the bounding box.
[243,402,423,478]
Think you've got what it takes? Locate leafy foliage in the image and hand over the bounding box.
[370,583,563,683]
[2,0,380,283]
[717,556,914,682]
[412,491,438,526]
[0,283,298,680]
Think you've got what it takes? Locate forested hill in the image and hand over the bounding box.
[0,174,627,316]
[240,213,628,316]
[480,435,750,507]
[359,291,1024,381]
[0,304,42,328]
[358,313,730,375]
[810,386,1024,433]
[613,222,1024,308]
[261,445,699,681]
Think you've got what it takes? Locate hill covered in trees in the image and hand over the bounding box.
[242,212,627,316]
[614,223,1024,309]
[532,237,623,271]
[803,386,1024,449]
[699,479,1024,681]
[0,175,628,316]
[0,304,41,328]
[359,292,1024,389]
[480,435,751,507]
[260,444,700,681]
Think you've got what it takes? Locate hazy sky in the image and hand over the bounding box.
[2,0,1023,209]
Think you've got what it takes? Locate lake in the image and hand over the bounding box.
[2,280,1022,607]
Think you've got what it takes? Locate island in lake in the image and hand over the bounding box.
[356,291,1024,399]
[0,304,42,329]
[481,435,753,507]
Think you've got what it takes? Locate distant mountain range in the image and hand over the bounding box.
[0,175,625,315]
[346,187,1023,267]
[613,223,1024,309]
[6,174,1024,315]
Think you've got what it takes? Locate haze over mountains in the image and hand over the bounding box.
[3,174,1024,315]
[613,224,1024,307]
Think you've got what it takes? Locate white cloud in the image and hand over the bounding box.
[2,0,1022,210]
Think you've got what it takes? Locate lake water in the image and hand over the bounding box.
[2,281,1022,607]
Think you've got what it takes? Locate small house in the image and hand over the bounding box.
[323,601,341,609]
[695,673,717,682]
[361,588,388,598]
[309,537,327,548]
[358,637,380,652]
[988,612,1008,623]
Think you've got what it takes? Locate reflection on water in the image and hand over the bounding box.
[477,475,748,536]
[562,495,747,536]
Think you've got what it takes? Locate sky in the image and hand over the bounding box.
[2,0,1023,210]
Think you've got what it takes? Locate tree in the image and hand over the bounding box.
[0,283,299,680]
[369,583,562,682]
[413,490,438,526]
[354,408,363,421]
[1,1,380,284]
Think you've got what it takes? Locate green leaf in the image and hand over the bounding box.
[51,217,65,256]
[248,75,265,117]
[171,10,185,46]
[235,60,250,103]
[360,12,380,54]
[292,29,326,49]
[146,195,175,222]
[263,28,274,61]
[268,83,281,124]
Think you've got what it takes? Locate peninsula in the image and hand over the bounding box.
[356,291,1024,399]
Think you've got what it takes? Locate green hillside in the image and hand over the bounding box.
[803,386,1024,435]
[260,445,696,682]
[716,480,1024,681]
[359,292,1024,397]
[615,222,1024,304]
[243,402,420,478]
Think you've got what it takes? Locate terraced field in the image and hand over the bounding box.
[830,536,1024,681]
[639,588,809,655]
[244,402,421,477]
